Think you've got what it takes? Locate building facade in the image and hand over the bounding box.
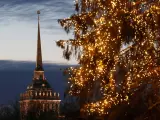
[19,11,61,120]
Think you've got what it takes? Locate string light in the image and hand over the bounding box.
[57,0,160,115]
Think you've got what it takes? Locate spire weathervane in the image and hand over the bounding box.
[37,10,40,14]
[37,10,40,20]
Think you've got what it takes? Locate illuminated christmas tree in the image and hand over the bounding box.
[57,0,160,116]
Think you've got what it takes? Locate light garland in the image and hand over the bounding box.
[57,0,160,115]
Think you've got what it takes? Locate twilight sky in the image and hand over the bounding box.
[0,0,77,64]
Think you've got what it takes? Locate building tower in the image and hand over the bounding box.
[19,11,61,120]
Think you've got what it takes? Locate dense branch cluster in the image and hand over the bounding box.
[57,0,160,115]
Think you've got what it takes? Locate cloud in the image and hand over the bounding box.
[0,0,76,63]
[0,0,74,31]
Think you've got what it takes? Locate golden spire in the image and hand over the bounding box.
[35,10,43,71]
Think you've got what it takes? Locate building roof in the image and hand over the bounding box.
[20,11,60,101]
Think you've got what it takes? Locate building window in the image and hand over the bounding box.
[49,104,52,110]
[43,104,45,111]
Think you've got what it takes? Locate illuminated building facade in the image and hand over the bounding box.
[19,11,61,120]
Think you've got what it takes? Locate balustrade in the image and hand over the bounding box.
[20,91,60,100]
